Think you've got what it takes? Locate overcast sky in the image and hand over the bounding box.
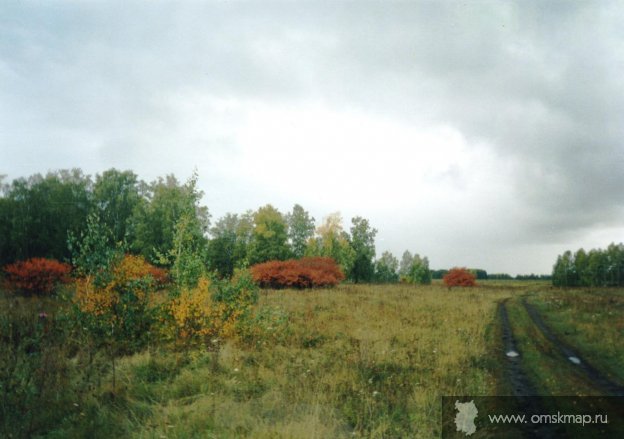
[2,1,623,275]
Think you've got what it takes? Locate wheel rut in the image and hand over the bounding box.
[498,301,557,438]
[499,300,536,397]
[522,298,624,397]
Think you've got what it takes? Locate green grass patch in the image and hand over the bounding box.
[526,289,624,385]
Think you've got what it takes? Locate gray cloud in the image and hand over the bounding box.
[1,1,623,273]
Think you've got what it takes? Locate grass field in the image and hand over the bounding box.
[2,281,623,438]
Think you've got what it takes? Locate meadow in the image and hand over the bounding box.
[2,281,623,438]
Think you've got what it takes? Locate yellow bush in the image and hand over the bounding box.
[165,277,218,343]
[74,254,155,315]
[161,272,258,347]
[74,277,116,316]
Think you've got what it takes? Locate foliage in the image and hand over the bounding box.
[403,254,432,285]
[0,298,83,438]
[131,172,209,262]
[248,204,291,265]
[3,258,71,295]
[207,212,253,278]
[157,212,207,290]
[552,243,624,287]
[0,169,92,266]
[67,211,121,283]
[399,250,413,278]
[160,270,259,347]
[93,168,143,244]
[306,212,356,276]
[489,273,513,280]
[469,268,488,280]
[431,269,449,279]
[160,277,220,347]
[443,267,477,287]
[286,204,315,259]
[73,254,157,359]
[374,251,399,283]
[250,257,345,289]
[349,216,377,283]
[147,265,170,288]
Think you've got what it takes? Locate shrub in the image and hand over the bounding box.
[73,254,157,354]
[250,257,344,289]
[443,267,477,288]
[160,270,259,348]
[3,258,72,295]
[147,265,170,289]
[161,277,218,346]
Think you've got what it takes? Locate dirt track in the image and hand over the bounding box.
[499,301,536,397]
[498,301,558,438]
[522,299,624,397]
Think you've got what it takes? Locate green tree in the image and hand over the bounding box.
[552,250,577,287]
[606,243,624,286]
[574,248,589,286]
[399,250,413,278]
[67,212,122,285]
[587,249,607,287]
[286,204,315,259]
[349,216,377,283]
[168,212,207,290]
[131,172,209,262]
[207,213,253,278]
[0,170,92,265]
[248,205,291,264]
[93,169,143,244]
[374,251,399,283]
[306,212,355,276]
[469,269,488,280]
[405,254,432,285]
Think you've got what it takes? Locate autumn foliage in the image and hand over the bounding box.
[3,258,72,295]
[74,255,153,316]
[74,254,166,315]
[160,274,254,347]
[443,267,477,288]
[250,257,344,289]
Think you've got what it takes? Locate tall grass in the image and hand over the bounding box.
[111,284,511,438]
[2,283,516,438]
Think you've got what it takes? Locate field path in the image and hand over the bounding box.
[499,300,536,397]
[498,300,557,438]
[522,299,624,397]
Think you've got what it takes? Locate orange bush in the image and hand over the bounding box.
[147,265,170,288]
[3,258,72,295]
[250,257,344,289]
[443,267,477,288]
[74,254,163,315]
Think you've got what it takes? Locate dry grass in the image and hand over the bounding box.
[108,284,514,438]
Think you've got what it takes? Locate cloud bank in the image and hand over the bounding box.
[2,1,623,274]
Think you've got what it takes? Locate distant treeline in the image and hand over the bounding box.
[552,243,624,287]
[0,168,437,285]
[431,269,550,281]
[0,168,557,285]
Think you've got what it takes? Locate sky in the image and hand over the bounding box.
[2,1,623,275]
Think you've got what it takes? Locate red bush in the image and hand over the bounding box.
[3,258,72,295]
[443,267,477,288]
[250,257,345,289]
[147,265,170,288]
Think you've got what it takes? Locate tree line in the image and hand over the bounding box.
[0,169,435,284]
[552,243,624,287]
